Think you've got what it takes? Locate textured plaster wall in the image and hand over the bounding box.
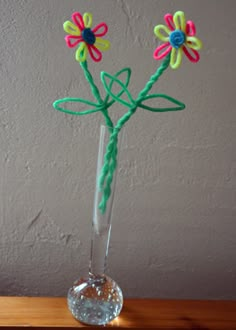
[0,0,235,299]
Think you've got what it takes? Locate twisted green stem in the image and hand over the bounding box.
[98,54,171,213]
[137,54,171,101]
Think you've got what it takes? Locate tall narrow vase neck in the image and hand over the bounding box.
[89,222,112,276]
[89,125,122,277]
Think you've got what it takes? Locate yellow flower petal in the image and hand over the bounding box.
[75,42,88,62]
[83,12,93,28]
[154,24,171,42]
[173,11,186,32]
[186,36,203,50]
[63,21,80,36]
[170,47,183,69]
[95,37,110,51]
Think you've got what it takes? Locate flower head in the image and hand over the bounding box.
[153,11,202,69]
[63,12,110,62]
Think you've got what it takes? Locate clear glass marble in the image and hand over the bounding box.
[67,125,123,325]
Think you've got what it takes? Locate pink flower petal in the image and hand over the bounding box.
[92,22,108,37]
[164,14,175,31]
[186,20,196,36]
[153,42,172,60]
[72,12,84,31]
[182,45,199,63]
[65,35,82,48]
[88,45,102,62]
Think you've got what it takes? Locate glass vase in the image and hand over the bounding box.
[67,125,123,325]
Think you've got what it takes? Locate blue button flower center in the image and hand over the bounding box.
[82,28,96,45]
[169,30,185,49]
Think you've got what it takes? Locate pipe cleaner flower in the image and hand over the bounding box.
[153,11,202,69]
[63,12,110,62]
[54,9,203,214]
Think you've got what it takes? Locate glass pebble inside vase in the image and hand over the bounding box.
[67,125,123,325]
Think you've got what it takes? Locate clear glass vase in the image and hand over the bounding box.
[67,125,123,325]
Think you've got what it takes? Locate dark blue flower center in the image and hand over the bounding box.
[82,28,96,45]
[169,30,185,49]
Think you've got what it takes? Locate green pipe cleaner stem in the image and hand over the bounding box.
[99,54,171,190]
[53,54,182,215]
[98,54,171,214]
[80,61,114,130]
[137,54,170,101]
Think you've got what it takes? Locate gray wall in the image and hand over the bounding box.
[0,0,235,299]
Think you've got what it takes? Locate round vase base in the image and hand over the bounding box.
[67,274,123,325]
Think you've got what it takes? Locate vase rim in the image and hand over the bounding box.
[100,124,124,132]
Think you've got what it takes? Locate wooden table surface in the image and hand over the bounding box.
[0,297,236,329]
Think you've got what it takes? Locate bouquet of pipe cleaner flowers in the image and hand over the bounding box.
[53,10,202,214]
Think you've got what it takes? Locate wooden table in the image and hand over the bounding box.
[0,297,236,329]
